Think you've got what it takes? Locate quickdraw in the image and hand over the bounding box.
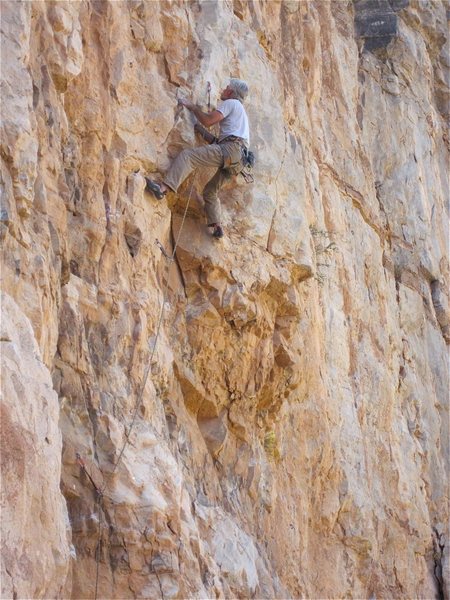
[207,81,211,111]
[155,238,172,260]
[76,453,103,499]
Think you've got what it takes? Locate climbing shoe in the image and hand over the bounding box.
[211,224,224,239]
[145,178,166,200]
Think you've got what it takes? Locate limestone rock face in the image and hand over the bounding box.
[0,294,71,599]
[1,1,448,599]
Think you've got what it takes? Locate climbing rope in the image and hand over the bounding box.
[78,173,197,600]
[94,495,102,600]
[107,173,196,481]
[77,83,205,598]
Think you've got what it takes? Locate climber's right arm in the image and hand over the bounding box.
[178,98,224,128]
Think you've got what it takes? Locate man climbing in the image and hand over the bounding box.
[145,78,250,239]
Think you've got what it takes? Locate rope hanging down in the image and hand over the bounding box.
[108,173,196,479]
[79,174,197,600]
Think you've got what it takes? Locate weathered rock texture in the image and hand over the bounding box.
[1,0,449,598]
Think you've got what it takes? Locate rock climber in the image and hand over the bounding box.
[145,78,250,239]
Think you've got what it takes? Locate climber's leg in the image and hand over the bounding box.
[203,168,227,225]
[163,144,224,193]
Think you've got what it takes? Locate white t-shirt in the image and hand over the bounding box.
[217,99,250,144]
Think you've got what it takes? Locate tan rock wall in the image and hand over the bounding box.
[1,1,448,598]
[1,293,71,599]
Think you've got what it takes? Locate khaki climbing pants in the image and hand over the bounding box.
[163,140,243,225]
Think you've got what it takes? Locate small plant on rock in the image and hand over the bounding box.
[264,430,281,461]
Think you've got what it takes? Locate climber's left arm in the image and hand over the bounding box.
[178,98,224,128]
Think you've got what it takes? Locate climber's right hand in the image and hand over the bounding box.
[178,98,194,111]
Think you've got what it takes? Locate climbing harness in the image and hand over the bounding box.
[77,174,197,600]
[221,140,255,183]
[194,125,256,183]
